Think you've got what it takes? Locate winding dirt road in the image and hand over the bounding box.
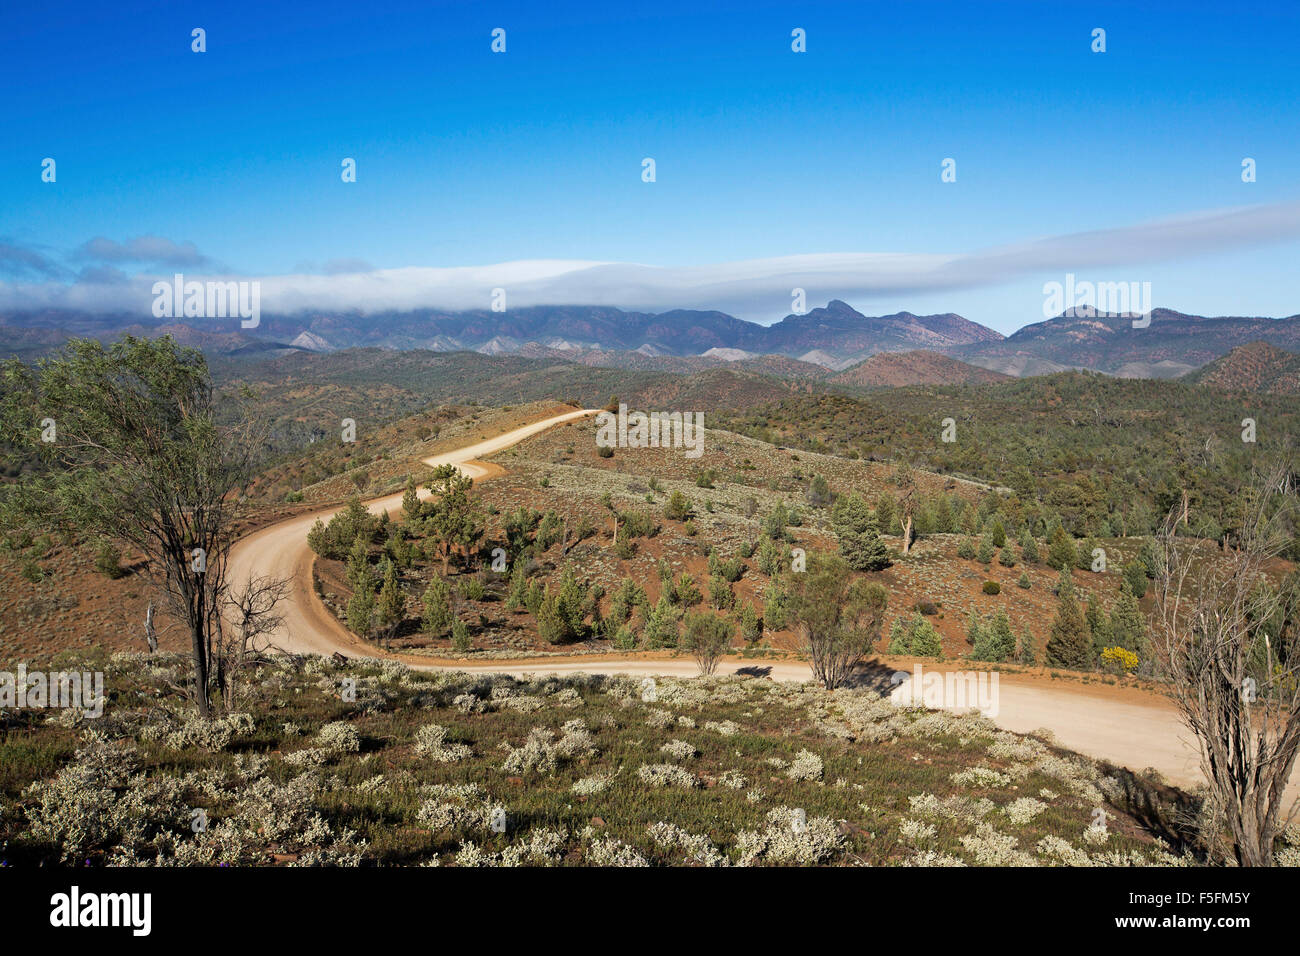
[227,408,1277,798]
[226,408,597,659]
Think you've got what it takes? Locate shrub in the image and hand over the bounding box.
[537,591,571,644]
[956,538,976,560]
[459,576,486,601]
[664,490,693,521]
[597,445,614,458]
[888,612,942,658]
[308,496,379,560]
[672,573,703,607]
[971,610,1016,662]
[805,474,832,508]
[735,603,762,644]
[708,574,735,611]
[1099,645,1139,675]
[642,594,683,648]
[682,611,733,675]
[982,581,1001,595]
[618,509,659,540]
[1017,572,1031,589]
[708,551,745,582]
[94,542,126,579]
[608,577,647,627]
[450,617,472,653]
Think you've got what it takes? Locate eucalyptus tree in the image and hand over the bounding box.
[0,336,274,717]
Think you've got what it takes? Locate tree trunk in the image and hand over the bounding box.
[189,617,211,718]
[901,515,913,555]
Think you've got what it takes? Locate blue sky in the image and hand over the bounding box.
[2,0,1298,331]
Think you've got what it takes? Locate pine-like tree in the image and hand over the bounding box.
[346,588,375,637]
[1047,524,1076,571]
[374,563,406,645]
[1107,580,1147,654]
[1017,625,1037,666]
[421,575,453,635]
[1085,595,1109,661]
[1020,528,1040,564]
[1045,571,1092,669]
[346,533,375,593]
[833,493,891,571]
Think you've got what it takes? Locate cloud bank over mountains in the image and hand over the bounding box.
[2,201,1298,323]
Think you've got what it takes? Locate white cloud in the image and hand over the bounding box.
[4,201,1298,321]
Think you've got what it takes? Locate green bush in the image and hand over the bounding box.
[664,491,693,521]
[888,613,942,658]
[94,542,126,579]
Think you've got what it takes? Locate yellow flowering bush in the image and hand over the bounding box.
[1100,646,1139,675]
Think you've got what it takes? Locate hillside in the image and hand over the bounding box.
[1183,341,1300,395]
[0,651,1191,867]
[958,308,1300,377]
[211,348,818,458]
[830,350,1011,388]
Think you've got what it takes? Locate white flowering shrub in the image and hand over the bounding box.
[959,823,1034,866]
[951,765,1012,789]
[571,775,611,796]
[786,749,824,782]
[719,770,747,790]
[899,818,937,844]
[317,721,362,755]
[164,712,255,752]
[414,723,472,762]
[1083,822,1111,846]
[23,735,187,862]
[647,822,727,866]
[735,807,844,865]
[645,708,675,729]
[586,838,648,867]
[637,764,698,789]
[1036,835,1094,866]
[1003,797,1048,826]
[501,719,596,775]
[660,739,698,761]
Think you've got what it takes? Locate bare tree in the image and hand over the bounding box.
[217,572,290,708]
[144,602,158,653]
[1151,458,1300,865]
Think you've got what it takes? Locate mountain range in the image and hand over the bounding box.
[3,300,1298,385]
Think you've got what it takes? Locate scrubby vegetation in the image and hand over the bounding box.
[0,651,1219,867]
